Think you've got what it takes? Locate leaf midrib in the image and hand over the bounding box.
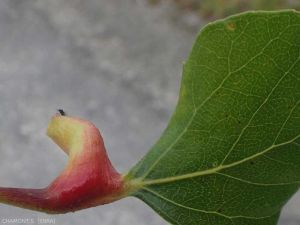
[134,132,300,187]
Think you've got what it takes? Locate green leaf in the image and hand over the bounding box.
[125,10,300,225]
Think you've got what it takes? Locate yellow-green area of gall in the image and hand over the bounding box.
[47,114,86,158]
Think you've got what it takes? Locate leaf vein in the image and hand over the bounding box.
[142,187,278,220]
[216,172,300,186]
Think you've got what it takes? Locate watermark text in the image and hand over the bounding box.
[1,217,55,224]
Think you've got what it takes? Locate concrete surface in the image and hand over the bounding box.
[0,1,298,225]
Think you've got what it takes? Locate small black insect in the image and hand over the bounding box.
[58,109,66,116]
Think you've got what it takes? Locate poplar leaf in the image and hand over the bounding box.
[127,10,300,225]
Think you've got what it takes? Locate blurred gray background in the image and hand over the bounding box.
[0,1,298,225]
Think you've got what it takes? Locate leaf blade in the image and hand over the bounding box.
[128,10,300,225]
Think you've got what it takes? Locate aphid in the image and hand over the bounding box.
[58,109,66,116]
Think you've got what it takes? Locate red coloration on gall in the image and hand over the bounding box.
[0,115,125,214]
